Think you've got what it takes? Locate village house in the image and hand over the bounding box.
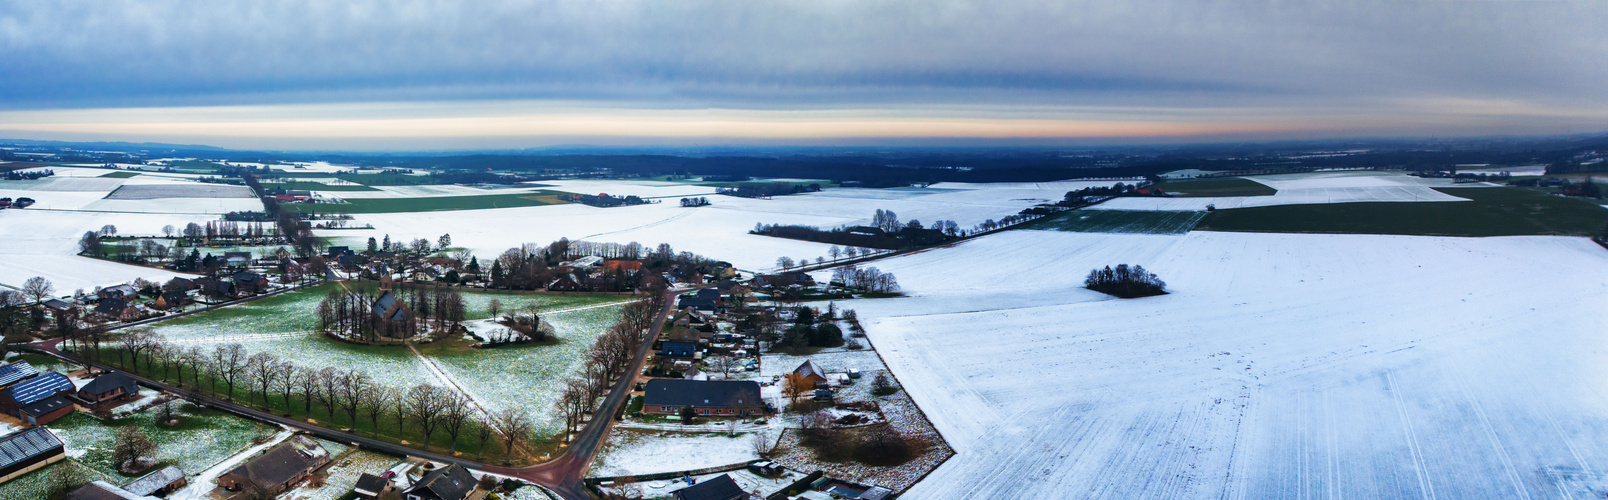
[603,259,643,275]
[547,273,588,292]
[232,271,269,295]
[97,284,139,301]
[150,290,188,310]
[42,298,77,316]
[659,341,699,359]
[671,474,749,500]
[77,371,140,406]
[792,360,829,389]
[0,372,77,424]
[223,251,253,268]
[402,464,485,500]
[218,435,331,496]
[0,427,67,485]
[642,379,765,417]
[675,289,722,312]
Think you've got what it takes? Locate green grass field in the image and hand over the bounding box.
[1198,187,1608,236]
[1159,177,1277,197]
[1023,209,1208,234]
[282,190,569,213]
[263,180,379,191]
[334,173,437,186]
[98,171,140,178]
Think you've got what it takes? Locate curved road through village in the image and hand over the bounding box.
[26,286,684,500]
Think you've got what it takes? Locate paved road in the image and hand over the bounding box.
[26,286,681,500]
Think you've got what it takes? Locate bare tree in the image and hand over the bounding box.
[273,361,301,414]
[753,429,774,457]
[111,426,156,473]
[496,408,533,465]
[246,352,278,406]
[474,416,495,461]
[210,343,247,400]
[406,384,448,450]
[21,276,54,303]
[361,385,397,438]
[710,356,742,380]
[440,391,473,453]
[295,366,320,415]
[162,225,176,238]
[316,367,345,419]
[338,371,370,428]
[487,298,502,318]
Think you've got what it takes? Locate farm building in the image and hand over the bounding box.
[0,427,66,485]
[66,480,161,500]
[0,372,77,424]
[122,465,186,497]
[642,379,764,417]
[218,436,330,495]
[0,361,39,389]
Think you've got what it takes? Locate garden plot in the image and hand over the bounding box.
[1095,171,1477,211]
[280,447,400,500]
[589,430,760,477]
[844,229,1608,499]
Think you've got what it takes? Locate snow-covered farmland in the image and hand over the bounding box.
[323,179,1118,271]
[845,229,1608,498]
[1097,171,1480,211]
[0,209,210,290]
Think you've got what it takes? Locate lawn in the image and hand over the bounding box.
[262,180,379,192]
[50,403,277,482]
[0,459,112,500]
[1158,177,1277,197]
[281,190,570,214]
[1022,209,1208,235]
[98,171,140,179]
[1197,187,1608,236]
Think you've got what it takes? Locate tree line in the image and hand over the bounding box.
[79,332,539,464]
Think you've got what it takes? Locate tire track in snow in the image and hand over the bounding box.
[577,209,695,240]
[1455,377,1531,500]
[1386,370,1436,500]
[406,342,504,435]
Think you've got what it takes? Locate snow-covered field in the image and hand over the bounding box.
[0,209,207,291]
[845,229,1608,498]
[0,170,265,290]
[1097,171,1480,211]
[323,179,1117,271]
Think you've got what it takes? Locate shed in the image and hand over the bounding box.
[403,463,479,500]
[122,465,186,497]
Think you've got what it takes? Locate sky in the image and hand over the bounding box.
[1,0,1605,150]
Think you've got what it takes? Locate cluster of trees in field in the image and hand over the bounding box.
[485,303,555,345]
[1084,264,1167,298]
[3,168,53,180]
[754,209,962,251]
[1061,182,1162,204]
[0,277,56,339]
[316,284,466,342]
[486,238,708,290]
[829,264,900,294]
[678,197,711,207]
[716,182,822,198]
[552,299,663,439]
[560,193,650,207]
[84,333,539,463]
[775,304,845,352]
